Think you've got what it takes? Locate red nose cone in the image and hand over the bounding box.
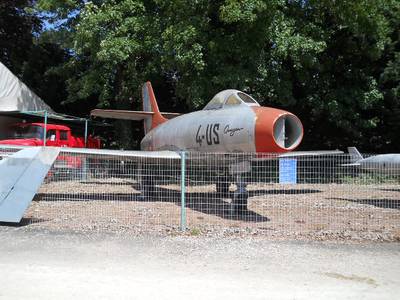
[252,107,303,153]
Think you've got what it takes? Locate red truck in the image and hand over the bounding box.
[0,122,101,178]
[0,122,100,148]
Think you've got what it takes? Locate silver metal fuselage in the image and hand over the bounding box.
[92,86,303,154]
[141,105,256,152]
[359,154,400,175]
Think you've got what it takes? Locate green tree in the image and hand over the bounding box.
[280,0,396,151]
[0,0,41,75]
[376,2,400,152]
[0,1,73,114]
[35,0,400,151]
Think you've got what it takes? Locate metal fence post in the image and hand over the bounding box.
[180,151,187,231]
[84,119,88,147]
[43,110,48,146]
[82,119,89,181]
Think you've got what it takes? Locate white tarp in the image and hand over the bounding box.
[0,62,54,112]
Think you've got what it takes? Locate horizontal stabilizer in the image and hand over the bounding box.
[91,109,180,121]
[0,147,60,223]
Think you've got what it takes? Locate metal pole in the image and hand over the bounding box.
[180,151,186,231]
[43,110,48,146]
[84,119,88,147]
[82,119,89,180]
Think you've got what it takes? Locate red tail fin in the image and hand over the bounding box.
[142,81,167,133]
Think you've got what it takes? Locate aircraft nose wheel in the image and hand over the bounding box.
[216,180,230,197]
[139,165,157,200]
[231,176,248,215]
[232,191,248,215]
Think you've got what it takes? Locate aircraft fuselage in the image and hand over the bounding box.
[359,154,400,175]
[140,105,303,153]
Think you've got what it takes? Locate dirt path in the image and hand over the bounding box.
[0,227,399,299]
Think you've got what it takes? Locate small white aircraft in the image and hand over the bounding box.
[347,147,400,175]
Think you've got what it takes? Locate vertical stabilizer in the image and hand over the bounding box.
[348,147,363,163]
[142,82,167,133]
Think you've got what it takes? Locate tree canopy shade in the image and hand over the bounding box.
[0,1,74,115]
[0,0,41,76]
[28,0,400,151]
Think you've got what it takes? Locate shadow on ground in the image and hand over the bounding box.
[378,188,400,192]
[330,197,400,210]
[33,186,320,223]
[0,217,49,227]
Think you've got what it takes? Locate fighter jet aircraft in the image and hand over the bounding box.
[92,82,304,154]
[347,147,400,175]
[91,82,305,212]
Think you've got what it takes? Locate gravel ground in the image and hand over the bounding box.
[0,227,399,300]
[16,178,399,242]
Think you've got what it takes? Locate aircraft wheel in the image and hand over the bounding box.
[141,170,156,198]
[232,192,248,215]
[216,181,230,196]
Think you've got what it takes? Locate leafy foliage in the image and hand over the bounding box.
[0,0,41,75]
[7,0,400,151]
[0,1,73,113]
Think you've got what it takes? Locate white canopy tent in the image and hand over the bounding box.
[0,62,54,112]
[0,62,104,142]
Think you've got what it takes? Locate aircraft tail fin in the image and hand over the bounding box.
[348,147,363,163]
[91,81,180,134]
[142,81,167,134]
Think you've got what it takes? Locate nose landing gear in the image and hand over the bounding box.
[232,175,248,215]
[215,174,249,215]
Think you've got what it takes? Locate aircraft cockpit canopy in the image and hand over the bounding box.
[203,89,260,110]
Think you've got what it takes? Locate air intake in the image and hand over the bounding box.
[273,114,303,150]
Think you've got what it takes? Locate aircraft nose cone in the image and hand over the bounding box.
[252,107,303,153]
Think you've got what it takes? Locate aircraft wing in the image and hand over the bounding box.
[60,147,181,160]
[91,109,180,121]
[250,150,344,161]
[1,145,343,161]
[278,150,344,157]
[0,147,60,222]
[0,145,181,161]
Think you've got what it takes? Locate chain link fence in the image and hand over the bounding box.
[1,146,399,240]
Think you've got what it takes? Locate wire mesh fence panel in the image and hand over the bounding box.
[0,145,398,240]
[184,153,400,239]
[24,150,182,233]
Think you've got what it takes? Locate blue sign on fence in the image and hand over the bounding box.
[279,158,297,184]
